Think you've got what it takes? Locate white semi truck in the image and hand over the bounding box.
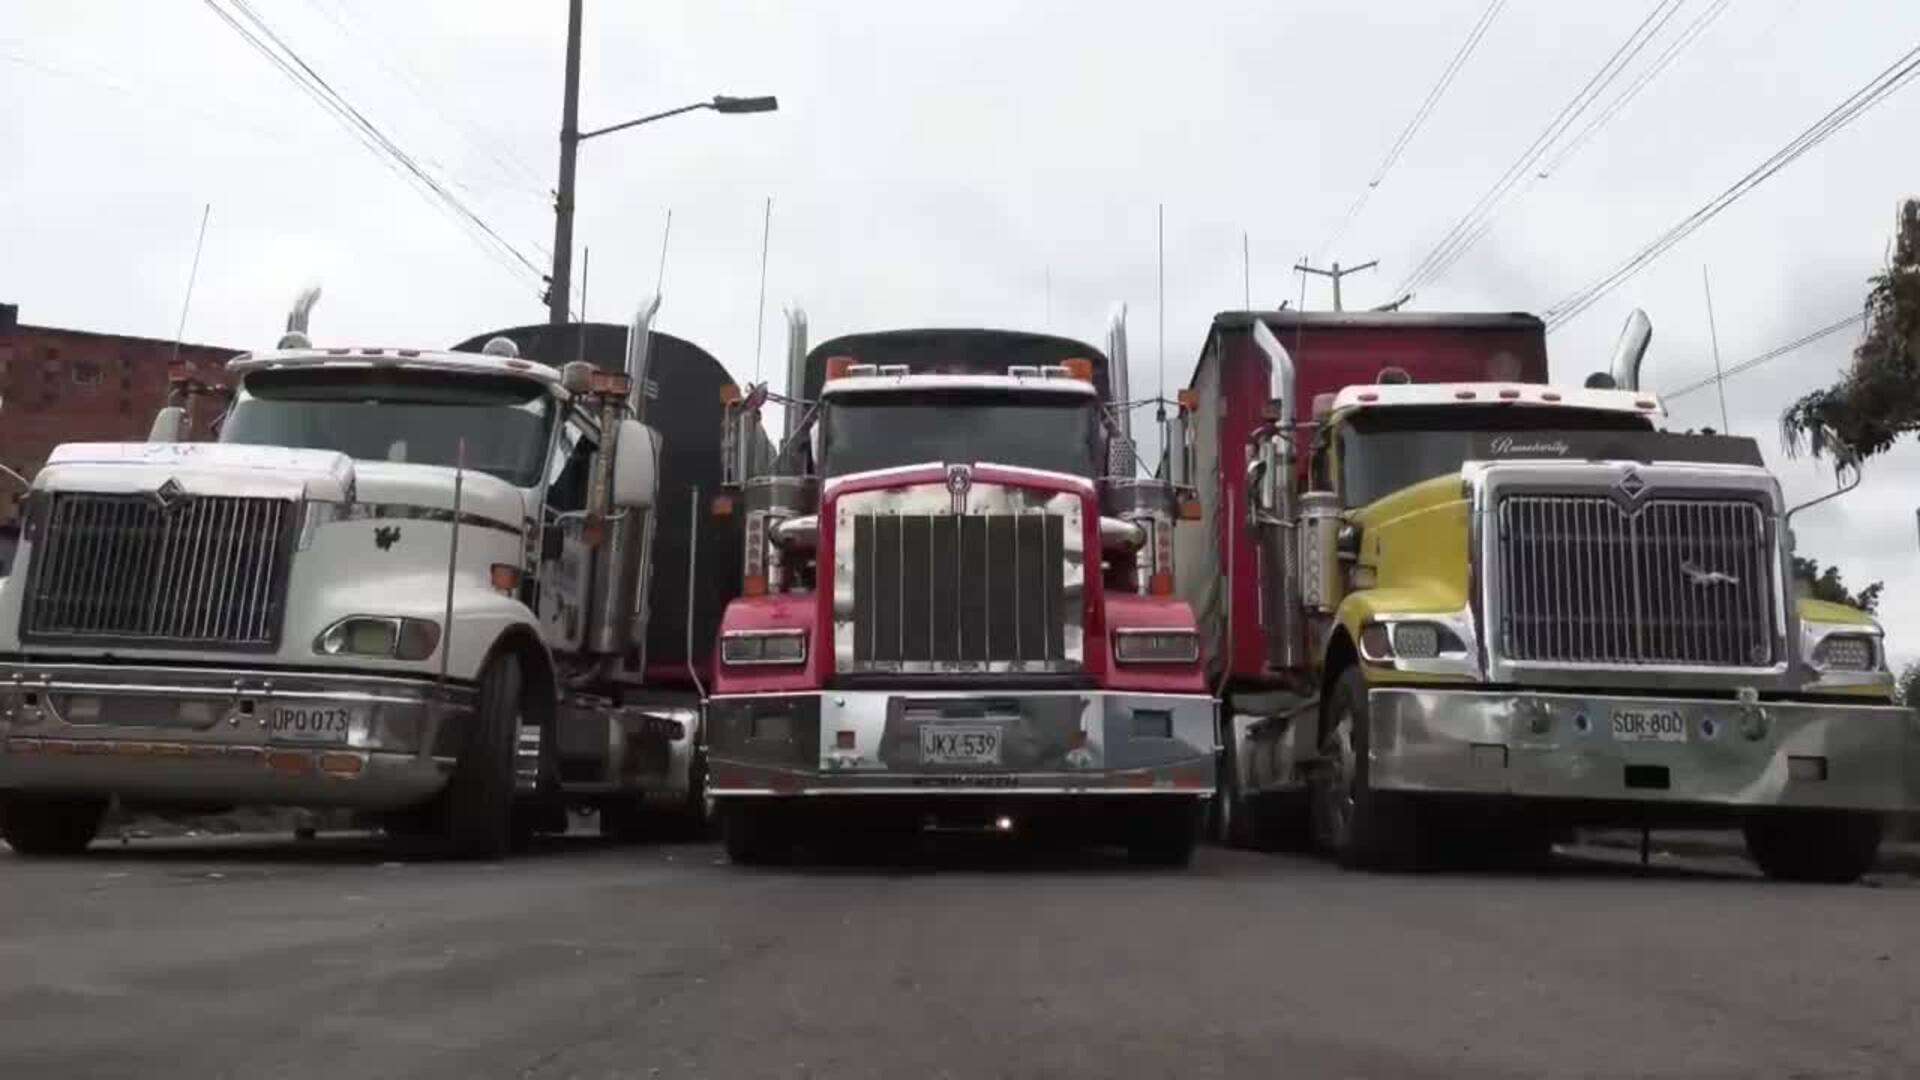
[0,294,736,857]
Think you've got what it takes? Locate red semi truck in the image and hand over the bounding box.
[702,314,1218,864]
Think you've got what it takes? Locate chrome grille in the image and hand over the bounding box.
[850,513,1067,667]
[25,492,295,650]
[1496,495,1775,667]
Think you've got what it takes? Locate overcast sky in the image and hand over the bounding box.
[5,0,1920,657]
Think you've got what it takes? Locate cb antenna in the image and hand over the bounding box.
[169,203,212,370]
[753,196,772,382]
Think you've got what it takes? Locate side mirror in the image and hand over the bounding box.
[612,419,660,510]
[148,406,188,444]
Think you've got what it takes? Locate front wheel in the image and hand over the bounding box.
[1310,666,1420,871]
[1744,810,1882,883]
[434,652,525,859]
[0,796,107,856]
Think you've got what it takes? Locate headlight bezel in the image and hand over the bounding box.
[1111,628,1201,665]
[313,616,441,661]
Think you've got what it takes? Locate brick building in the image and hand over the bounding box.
[0,302,238,524]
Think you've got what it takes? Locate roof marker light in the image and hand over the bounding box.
[1358,391,1379,402]
[1498,388,1521,399]
[825,356,857,380]
[1063,357,1095,382]
[1455,389,1477,400]
[1542,391,1562,402]
[1636,398,1657,410]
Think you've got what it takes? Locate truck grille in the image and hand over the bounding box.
[850,513,1067,667]
[1495,495,1775,667]
[24,492,295,650]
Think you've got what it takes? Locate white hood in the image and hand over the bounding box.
[351,462,531,530]
[36,443,355,502]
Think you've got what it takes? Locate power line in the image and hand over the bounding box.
[1318,0,1506,260]
[1533,0,1732,180]
[1544,41,1920,332]
[1398,0,1689,296]
[298,0,550,201]
[1661,312,1861,400]
[201,0,546,287]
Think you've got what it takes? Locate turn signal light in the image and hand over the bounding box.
[489,563,522,595]
[1177,388,1199,410]
[1149,571,1173,596]
[711,494,735,518]
[825,355,858,380]
[1062,357,1094,382]
[720,383,743,404]
[835,730,857,750]
[742,574,768,597]
[1177,498,1203,522]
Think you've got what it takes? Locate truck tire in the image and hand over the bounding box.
[1127,800,1200,867]
[0,796,107,856]
[1312,666,1420,871]
[435,652,524,860]
[1743,810,1883,884]
[721,802,791,865]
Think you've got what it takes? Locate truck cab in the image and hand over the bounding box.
[0,298,699,858]
[704,320,1217,864]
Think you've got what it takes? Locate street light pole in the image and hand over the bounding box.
[546,0,584,331]
[544,3,778,335]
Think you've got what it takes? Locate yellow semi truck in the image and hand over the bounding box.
[1179,309,1913,881]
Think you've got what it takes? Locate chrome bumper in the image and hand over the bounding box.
[1369,687,1917,813]
[707,689,1216,796]
[0,662,471,809]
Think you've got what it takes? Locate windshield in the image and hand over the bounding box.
[220,368,555,487]
[1338,405,1651,507]
[819,390,1100,478]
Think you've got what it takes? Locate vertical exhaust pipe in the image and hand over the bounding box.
[1607,308,1653,391]
[1250,319,1302,671]
[626,294,662,419]
[1105,304,1134,477]
[782,306,809,445]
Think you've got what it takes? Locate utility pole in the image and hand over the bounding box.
[1292,258,1377,312]
[546,0,584,332]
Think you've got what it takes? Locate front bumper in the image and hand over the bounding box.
[0,661,472,809]
[707,689,1216,796]
[1369,687,1917,813]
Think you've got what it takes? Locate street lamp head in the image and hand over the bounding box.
[712,94,779,114]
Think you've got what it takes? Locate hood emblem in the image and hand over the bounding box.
[374,526,402,551]
[1614,468,1648,501]
[151,477,187,511]
[1680,560,1738,587]
[946,464,972,514]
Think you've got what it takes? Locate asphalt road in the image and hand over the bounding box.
[1,832,1916,1080]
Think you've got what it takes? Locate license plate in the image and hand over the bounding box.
[1609,708,1688,743]
[266,705,358,745]
[919,724,1002,766]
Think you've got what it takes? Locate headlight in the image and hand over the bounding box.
[1360,619,1467,661]
[314,616,440,660]
[1112,629,1200,664]
[1812,633,1876,672]
[722,630,808,666]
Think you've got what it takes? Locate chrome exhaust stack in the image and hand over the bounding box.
[1250,319,1303,671]
[1605,308,1653,391]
